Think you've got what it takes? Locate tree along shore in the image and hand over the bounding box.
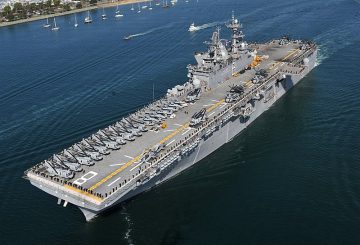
[0,0,149,28]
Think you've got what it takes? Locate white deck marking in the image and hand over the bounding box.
[107,176,121,187]
[130,161,143,172]
[202,104,214,107]
[73,171,98,186]
[208,112,215,117]
[164,129,175,132]
[166,139,175,146]
[110,163,125,167]
[174,123,183,126]
[211,99,220,102]
[220,103,227,108]
[124,155,134,159]
[181,127,192,136]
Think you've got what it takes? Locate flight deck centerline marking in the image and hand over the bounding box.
[270,49,299,71]
[166,139,175,146]
[206,99,225,113]
[89,99,226,191]
[107,177,121,187]
[281,49,299,61]
[89,123,188,190]
[124,155,134,159]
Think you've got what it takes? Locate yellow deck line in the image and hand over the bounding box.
[159,123,189,145]
[89,98,226,191]
[269,49,299,71]
[64,184,103,202]
[89,154,141,191]
[281,49,299,61]
[207,99,225,112]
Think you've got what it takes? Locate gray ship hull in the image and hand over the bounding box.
[77,50,317,221]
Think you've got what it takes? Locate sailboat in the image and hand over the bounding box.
[137,3,141,13]
[74,14,78,27]
[43,18,50,28]
[162,0,170,8]
[155,1,160,6]
[115,5,123,17]
[84,10,92,24]
[130,4,134,11]
[51,17,59,31]
[101,7,107,20]
[149,1,153,10]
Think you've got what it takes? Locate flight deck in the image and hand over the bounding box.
[24,14,317,221]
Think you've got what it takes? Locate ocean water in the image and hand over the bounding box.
[0,0,359,244]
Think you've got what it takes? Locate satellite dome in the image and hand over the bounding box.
[193,78,201,88]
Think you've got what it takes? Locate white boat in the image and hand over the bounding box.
[137,3,141,13]
[170,0,177,5]
[141,5,148,9]
[188,22,198,32]
[115,5,123,17]
[155,1,160,5]
[43,18,50,28]
[51,17,59,31]
[84,11,92,23]
[130,4,134,10]
[74,14,78,27]
[101,7,107,20]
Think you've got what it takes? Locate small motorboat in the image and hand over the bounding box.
[188,23,198,32]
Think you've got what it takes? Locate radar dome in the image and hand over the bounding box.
[193,78,201,88]
[303,58,309,65]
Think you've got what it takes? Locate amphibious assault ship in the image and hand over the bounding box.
[24,13,317,221]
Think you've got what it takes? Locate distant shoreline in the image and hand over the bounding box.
[0,0,149,28]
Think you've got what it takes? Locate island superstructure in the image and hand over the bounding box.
[24,13,317,221]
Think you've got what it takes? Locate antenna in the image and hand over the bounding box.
[152,83,155,101]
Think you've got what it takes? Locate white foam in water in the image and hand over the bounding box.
[122,209,135,245]
[191,20,228,32]
[315,46,327,67]
[313,19,359,65]
[126,22,176,39]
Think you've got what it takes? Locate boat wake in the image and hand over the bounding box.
[122,208,135,245]
[124,22,176,40]
[313,18,359,66]
[190,20,227,32]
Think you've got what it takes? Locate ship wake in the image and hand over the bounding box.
[313,17,360,66]
[125,22,176,39]
[191,20,227,32]
[122,208,135,245]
